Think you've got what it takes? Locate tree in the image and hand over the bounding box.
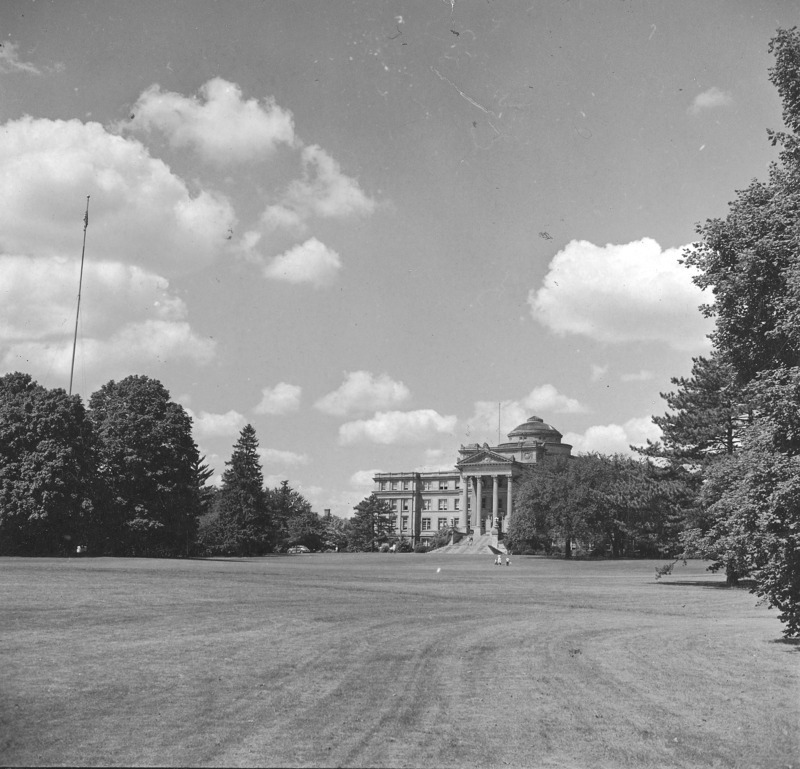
[89,375,200,557]
[266,480,324,551]
[640,354,750,465]
[349,494,394,552]
[508,454,685,558]
[211,424,270,556]
[0,372,94,555]
[672,28,800,635]
[683,420,800,634]
[321,513,350,552]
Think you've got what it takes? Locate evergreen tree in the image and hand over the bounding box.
[213,424,270,555]
[349,494,393,552]
[0,372,95,555]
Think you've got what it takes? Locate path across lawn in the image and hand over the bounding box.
[1,555,797,768]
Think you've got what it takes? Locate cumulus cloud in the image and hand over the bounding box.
[121,78,296,164]
[689,87,733,115]
[287,144,376,218]
[315,371,411,416]
[0,117,236,276]
[188,409,247,438]
[466,386,587,440]
[0,254,215,382]
[3,319,215,384]
[254,382,302,415]
[339,409,457,446]
[262,237,341,287]
[529,238,713,352]
[563,417,661,456]
[258,447,309,466]
[349,469,383,489]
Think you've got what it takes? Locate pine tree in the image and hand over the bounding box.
[214,424,269,555]
[349,494,393,552]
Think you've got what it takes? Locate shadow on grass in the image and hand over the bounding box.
[658,579,758,590]
[770,637,800,650]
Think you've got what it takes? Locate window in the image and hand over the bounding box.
[402,480,410,490]
[391,481,398,490]
[401,516,409,530]
[423,499,431,511]
[454,498,460,510]
[439,480,448,490]
[379,481,386,491]
[450,517,459,527]
[438,499,448,511]
[402,498,410,511]
[437,518,448,530]
[390,499,398,510]
[467,498,471,509]
[423,480,431,490]
[421,518,431,530]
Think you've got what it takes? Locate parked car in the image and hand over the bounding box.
[287,545,310,554]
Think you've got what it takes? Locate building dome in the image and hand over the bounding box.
[507,415,563,442]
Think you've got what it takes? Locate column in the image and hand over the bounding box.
[506,474,514,529]
[492,475,499,530]
[475,476,483,534]
[460,475,469,531]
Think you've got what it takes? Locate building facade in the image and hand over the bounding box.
[373,415,572,544]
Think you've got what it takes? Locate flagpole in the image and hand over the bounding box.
[69,196,90,396]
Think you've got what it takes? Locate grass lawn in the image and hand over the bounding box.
[1,554,797,768]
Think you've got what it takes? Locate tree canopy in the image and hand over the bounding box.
[0,372,94,555]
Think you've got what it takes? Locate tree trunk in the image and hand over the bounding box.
[564,536,572,558]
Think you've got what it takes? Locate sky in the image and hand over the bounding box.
[1,0,797,516]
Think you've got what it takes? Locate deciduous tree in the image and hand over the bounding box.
[0,372,94,555]
[89,375,200,556]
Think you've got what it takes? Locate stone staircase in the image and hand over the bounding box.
[434,532,508,555]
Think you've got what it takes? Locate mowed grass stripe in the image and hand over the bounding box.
[1,555,797,768]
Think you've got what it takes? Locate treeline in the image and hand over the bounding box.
[0,371,380,557]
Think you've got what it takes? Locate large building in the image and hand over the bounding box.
[373,415,572,544]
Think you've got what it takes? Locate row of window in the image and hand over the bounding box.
[386,497,501,512]
[379,479,459,491]
[390,517,459,531]
[387,498,461,511]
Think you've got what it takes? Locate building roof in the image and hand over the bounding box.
[506,415,563,442]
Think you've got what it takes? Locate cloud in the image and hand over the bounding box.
[590,364,609,382]
[0,117,236,276]
[620,369,654,382]
[254,382,302,415]
[315,371,411,416]
[121,78,296,164]
[339,410,457,446]
[259,144,376,235]
[189,409,247,438]
[0,254,215,382]
[3,320,215,384]
[262,237,341,287]
[529,238,713,352]
[285,144,376,219]
[689,87,733,115]
[466,386,587,440]
[563,417,661,456]
[258,448,309,466]
[0,41,42,75]
[349,469,383,489]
